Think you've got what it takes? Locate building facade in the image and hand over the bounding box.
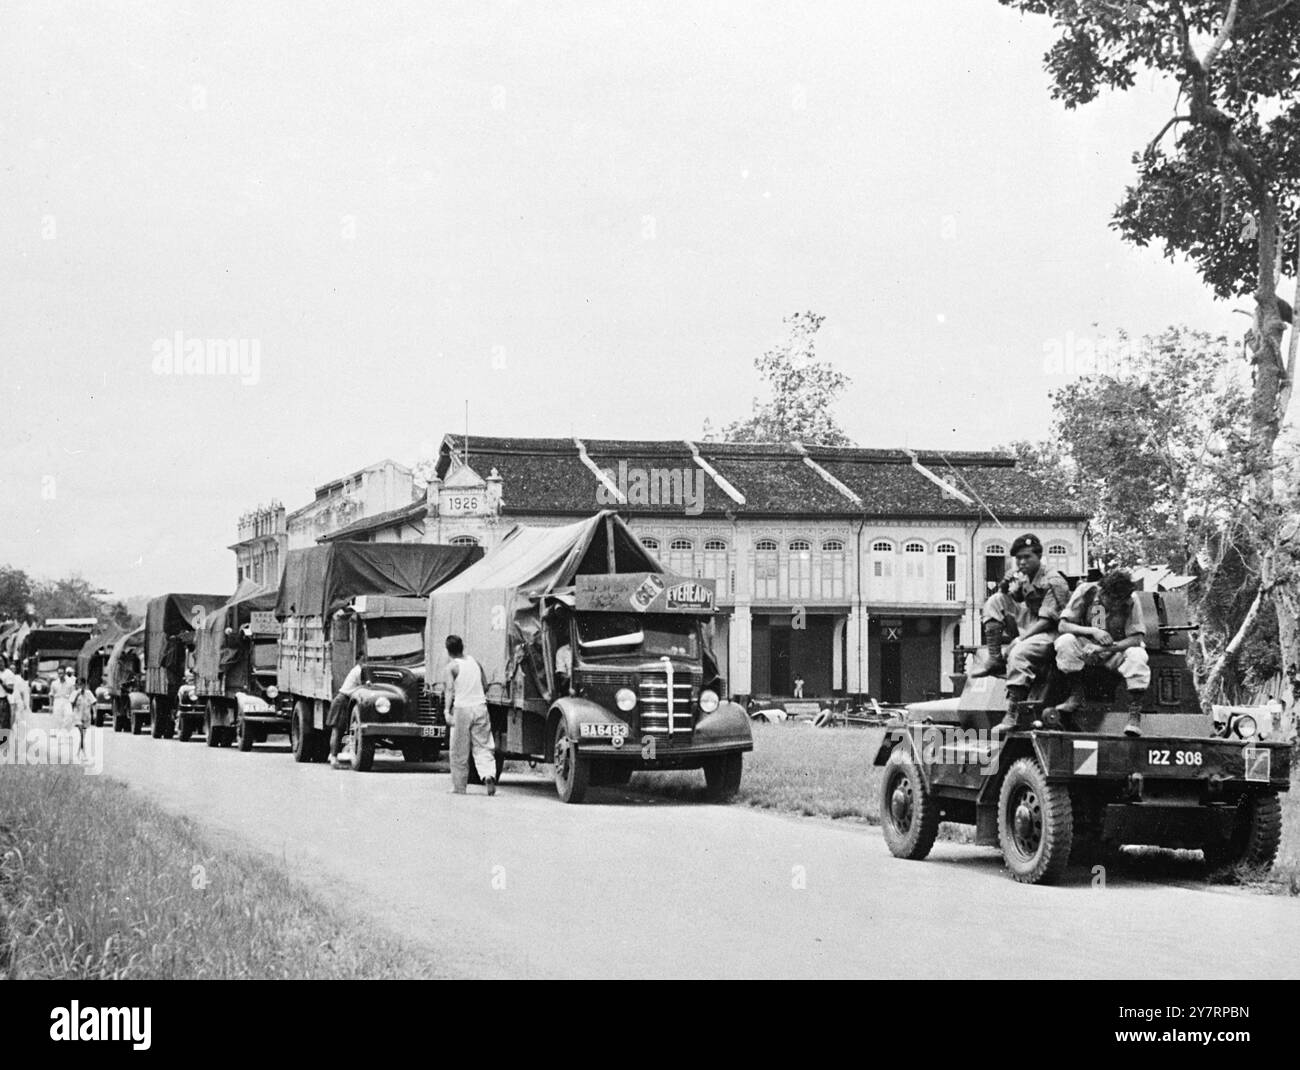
[230,502,286,587]
[336,435,1089,705]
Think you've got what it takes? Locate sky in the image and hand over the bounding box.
[0,0,1279,600]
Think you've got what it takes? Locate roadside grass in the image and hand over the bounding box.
[0,763,442,978]
[628,723,1300,893]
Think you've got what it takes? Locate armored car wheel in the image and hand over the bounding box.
[703,752,743,802]
[553,722,589,804]
[879,746,940,860]
[1203,792,1282,875]
[997,758,1074,885]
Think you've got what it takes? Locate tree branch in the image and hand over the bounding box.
[1202,0,1240,71]
[1145,114,1193,156]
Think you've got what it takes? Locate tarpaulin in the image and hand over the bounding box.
[425,511,664,688]
[106,627,145,695]
[144,592,228,694]
[274,542,482,620]
[194,581,278,692]
[75,622,128,686]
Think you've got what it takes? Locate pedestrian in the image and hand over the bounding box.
[793,672,805,699]
[1,665,31,726]
[50,667,77,730]
[72,676,96,760]
[444,634,496,795]
[327,655,364,769]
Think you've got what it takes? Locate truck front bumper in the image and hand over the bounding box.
[358,721,447,743]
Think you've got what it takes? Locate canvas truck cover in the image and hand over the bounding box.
[75,622,128,685]
[106,626,145,695]
[425,511,664,688]
[194,580,278,692]
[144,592,228,693]
[274,542,482,621]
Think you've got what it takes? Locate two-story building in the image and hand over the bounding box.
[329,435,1088,705]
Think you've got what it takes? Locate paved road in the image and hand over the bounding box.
[77,720,1300,979]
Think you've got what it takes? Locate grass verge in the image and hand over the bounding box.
[0,763,441,978]
[629,722,1300,893]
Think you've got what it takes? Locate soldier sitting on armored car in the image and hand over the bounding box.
[970,533,1071,735]
[1049,568,1149,736]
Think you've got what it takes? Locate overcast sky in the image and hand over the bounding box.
[0,0,1274,599]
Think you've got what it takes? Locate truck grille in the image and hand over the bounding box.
[415,691,439,727]
[639,674,695,736]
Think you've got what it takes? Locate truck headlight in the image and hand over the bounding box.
[1233,714,1258,739]
[615,688,636,712]
[374,695,391,714]
[265,686,278,699]
[699,689,719,713]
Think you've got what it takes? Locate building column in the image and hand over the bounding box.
[728,604,752,703]
[832,616,845,692]
[845,601,868,699]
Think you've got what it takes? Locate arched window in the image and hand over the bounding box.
[448,535,479,547]
[821,539,846,599]
[903,541,926,581]
[1047,543,1068,556]
[667,538,695,577]
[701,539,729,596]
[984,542,1008,592]
[788,540,813,599]
[1045,542,1070,573]
[937,542,959,600]
[640,536,660,551]
[752,539,779,600]
[935,542,958,555]
[870,539,894,580]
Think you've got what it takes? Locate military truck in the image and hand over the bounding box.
[142,593,228,739]
[874,588,1291,884]
[425,511,753,803]
[275,541,482,766]
[105,627,149,732]
[20,624,95,710]
[75,623,128,727]
[194,580,283,749]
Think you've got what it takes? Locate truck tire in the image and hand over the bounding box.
[997,757,1074,885]
[1204,792,1282,875]
[150,698,164,739]
[178,715,194,743]
[131,708,144,735]
[291,700,316,764]
[702,752,743,803]
[880,746,940,860]
[553,722,589,803]
[349,708,375,772]
[236,716,254,752]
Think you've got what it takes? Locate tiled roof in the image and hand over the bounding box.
[318,500,427,542]
[442,435,1088,520]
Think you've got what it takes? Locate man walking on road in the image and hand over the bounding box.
[444,634,496,795]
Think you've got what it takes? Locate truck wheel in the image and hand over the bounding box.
[131,708,144,735]
[291,700,316,764]
[997,757,1074,885]
[1204,792,1282,875]
[236,716,254,752]
[702,752,743,803]
[150,699,164,738]
[553,722,589,803]
[178,715,194,743]
[880,746,940,860]
[349,708,375,772]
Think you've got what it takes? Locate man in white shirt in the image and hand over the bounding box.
[444,634,497,795]
[327,658,365,768]
[554,642,572,696]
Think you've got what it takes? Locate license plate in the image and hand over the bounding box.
[420,726,445,739]
[580,723,628,739]
[1144,746,1203,768]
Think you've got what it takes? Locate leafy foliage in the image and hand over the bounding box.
[711,312,853,446]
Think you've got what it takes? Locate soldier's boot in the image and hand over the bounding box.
[1039,674,1085,730]
[993,685,1029,737]
[970,622,1007,678]
[1124,691,1144,737]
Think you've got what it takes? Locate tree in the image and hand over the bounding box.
[1003,0,1300,721]
[31,574,112,623]
[0,566,34,621]
[711,312,854,445]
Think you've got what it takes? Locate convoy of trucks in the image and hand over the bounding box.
[274,541,482,767]
[425,511,753,803]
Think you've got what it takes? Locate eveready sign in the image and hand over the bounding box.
[575,574,717,614]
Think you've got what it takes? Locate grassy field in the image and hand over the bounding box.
[630,722,1300,893]
[0,764,442,979]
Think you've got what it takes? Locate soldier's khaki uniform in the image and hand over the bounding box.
[1054,582,1150,690]
[981,565,1071,689]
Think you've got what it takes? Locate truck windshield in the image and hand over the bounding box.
[251,640,278,672]
[576,614,699,659]
[365,618,424,660]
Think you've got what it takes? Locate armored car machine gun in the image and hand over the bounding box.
[873,588,1290,884]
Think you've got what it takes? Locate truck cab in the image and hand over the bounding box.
[334,596,445,771]
[22,627,94,710]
